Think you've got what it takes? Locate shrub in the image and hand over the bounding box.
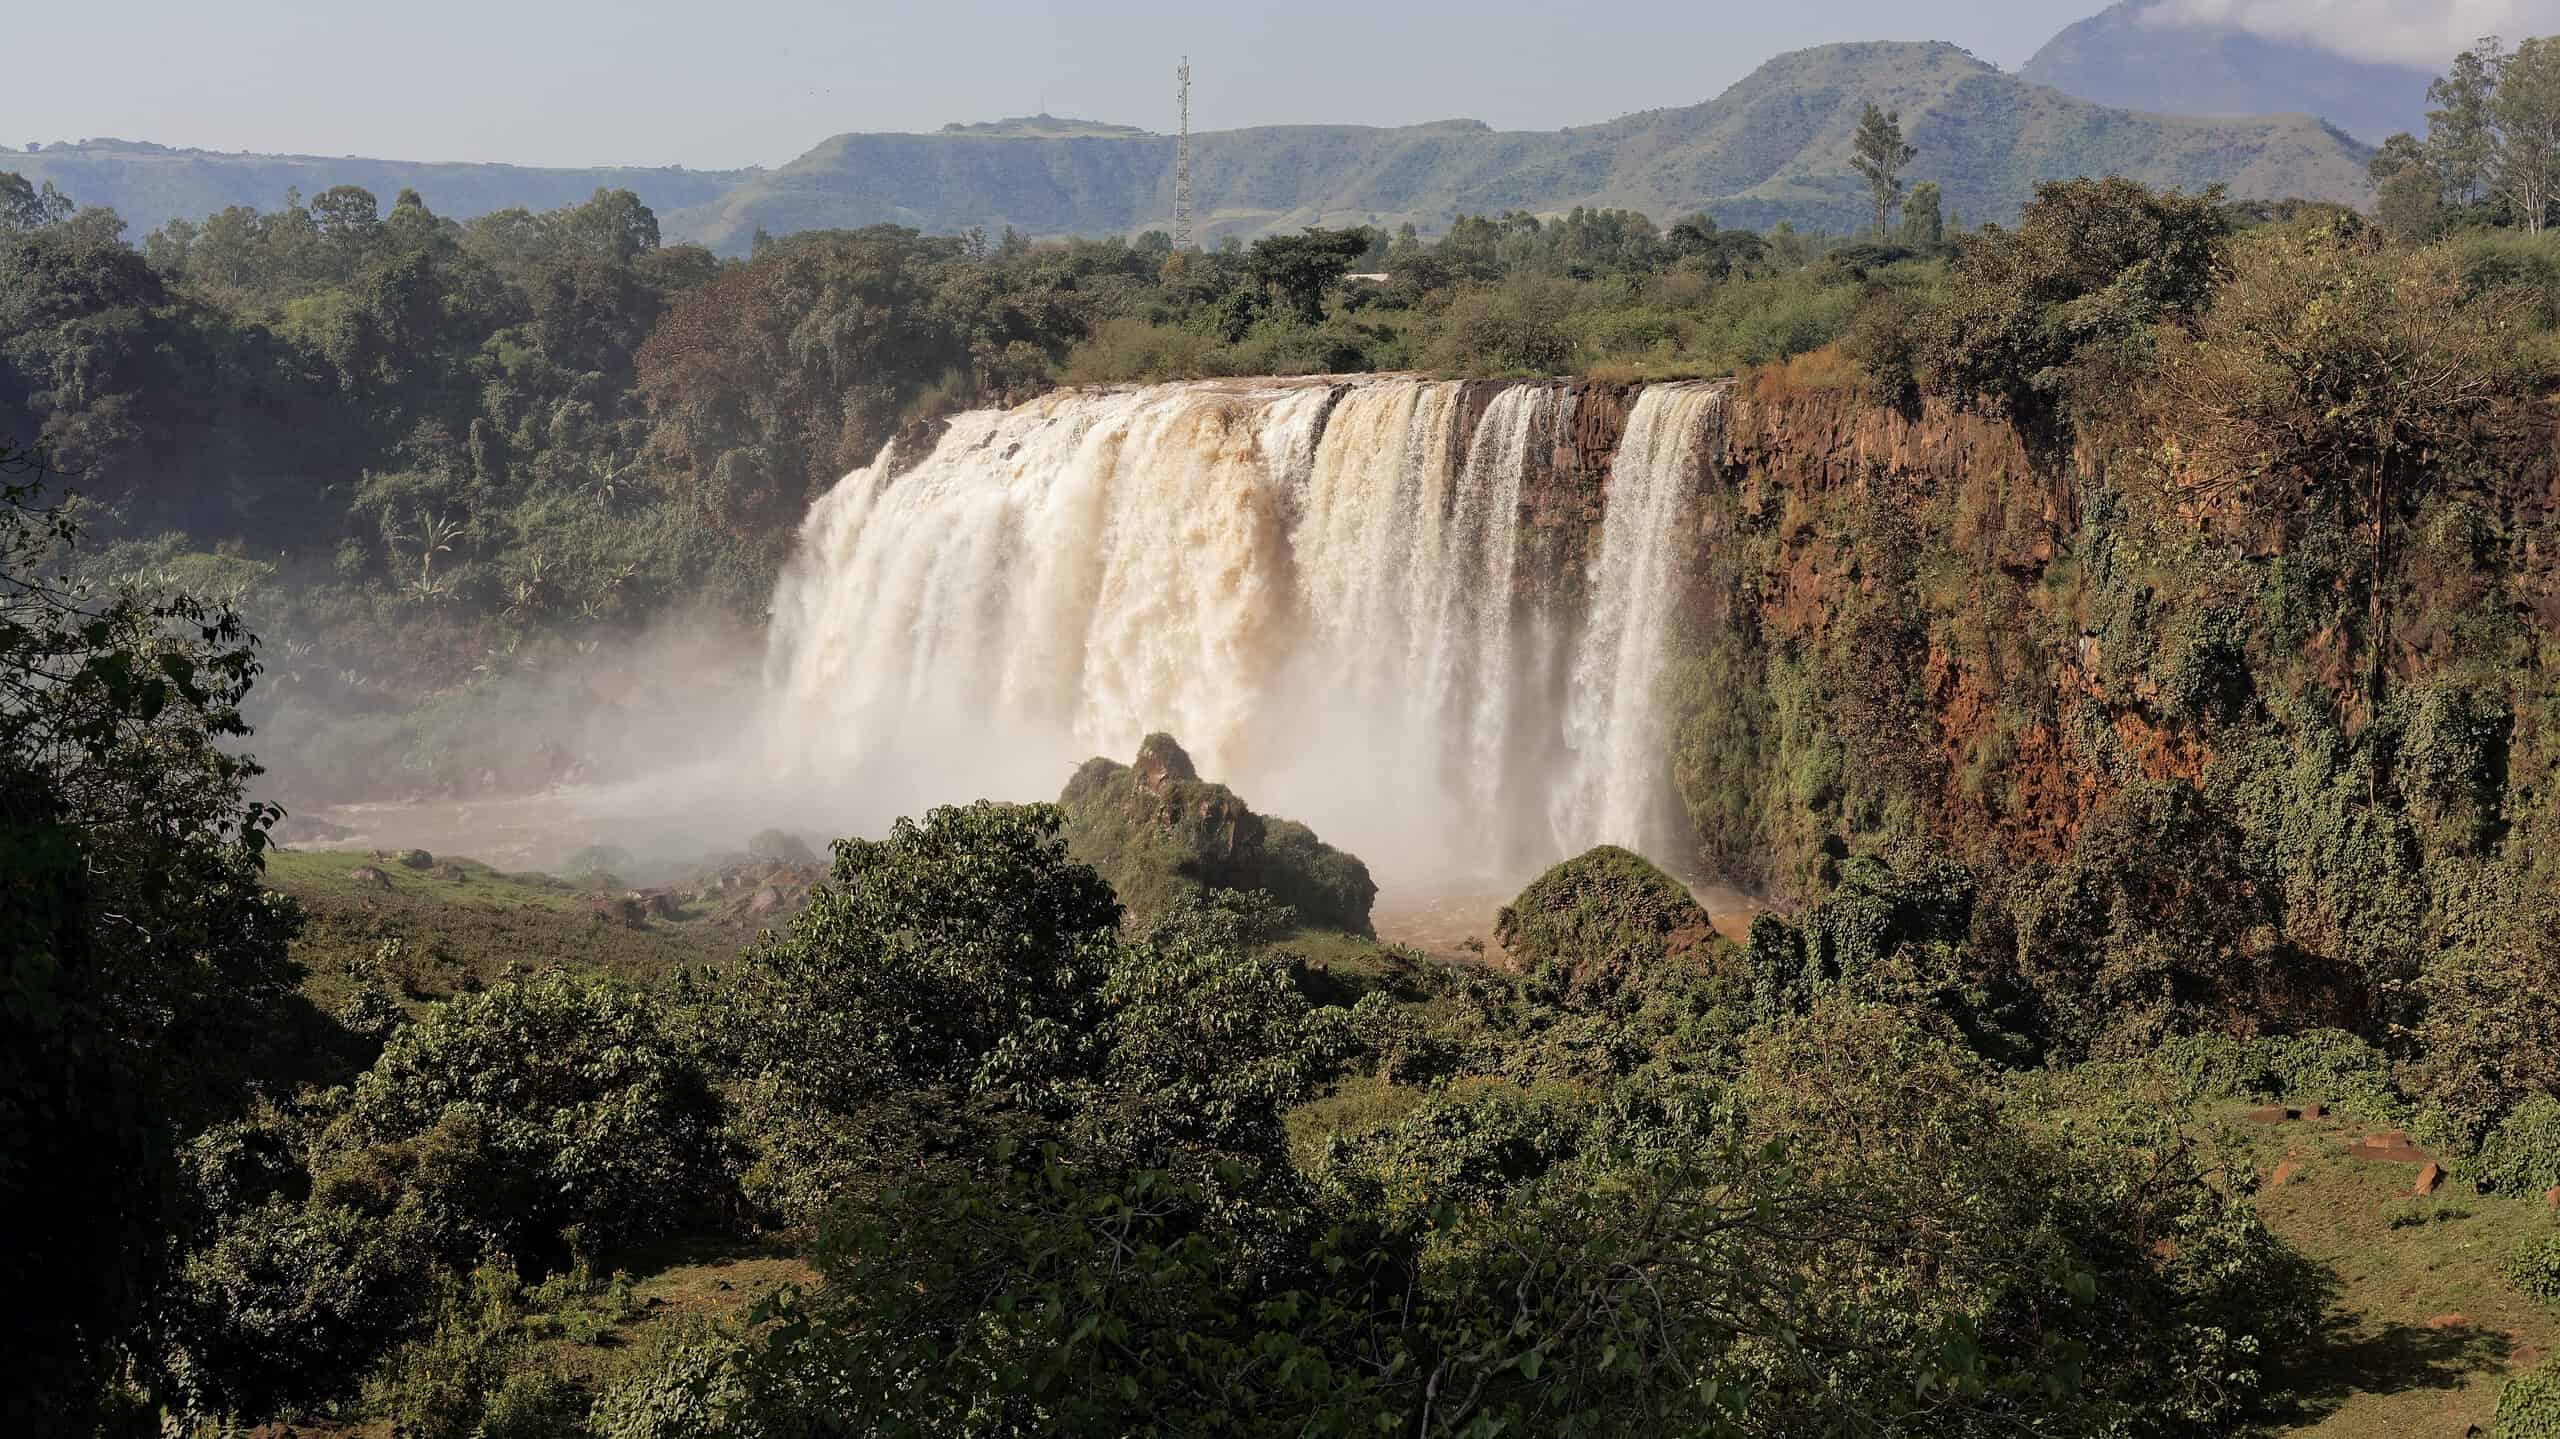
[477,1367,591,1439]
[2502,1358,2560,1438]
[1309,1076,1596,1227]
[2476,1096,2560,1198]
[160,1198,432,1417]
[316,969,734,1267]
[587,1318,753,1439]
[2507,1234,2560,1307]
[564,844,637,879]
[2401,901,2560,1149]
[364,1265,526,1439]
[1421,278,1577,373]
[1495,846,1714,1011]
[2264,1029,2405,1121]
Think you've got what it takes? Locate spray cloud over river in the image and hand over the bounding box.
[297,375,1732,910]
[750,374,1726,887]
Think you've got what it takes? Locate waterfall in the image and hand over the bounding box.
[1553,383,1725,854]
[757,375,1720,882]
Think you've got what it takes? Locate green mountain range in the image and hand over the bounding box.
[13,40,2373,251]
[3,138,749,238]
[667,42,2373,251]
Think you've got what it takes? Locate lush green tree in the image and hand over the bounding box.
[1244,227,1369,323]
[636,225,973,536]
[1740,1002,2322,1431]
[2397,895,2560,1148]
[158,1195,431,1418]
[2427,38,2504,207]
[0,169,72,231]
[713,801,1122,1219]
[1923,177,2229,442]
[1850,102,1917,237]
[0,449,302,1433]
[2369,131,2428,187]
[311,968,733,1268]
[2149,221,2540,709]
[2376,166,2450,243]
[554,187,661,263]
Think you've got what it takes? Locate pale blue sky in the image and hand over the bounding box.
[15,0,2096,170]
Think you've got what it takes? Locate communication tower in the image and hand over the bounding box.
[1174,58,1194,251]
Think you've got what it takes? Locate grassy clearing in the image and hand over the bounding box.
[2218,1101,2560,1434]
[265,849,758,1014]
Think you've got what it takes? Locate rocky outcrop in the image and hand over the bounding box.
[1059,733,1377,935]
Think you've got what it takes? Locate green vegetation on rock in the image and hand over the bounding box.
[1058,733,1377,935]
[1493,845,1715,1009]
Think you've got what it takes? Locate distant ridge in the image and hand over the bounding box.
[4,139,752,236]
[2022,0,2430,144]
[9,41,2375,250]
[666,42,2375,252]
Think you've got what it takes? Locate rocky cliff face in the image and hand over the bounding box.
[1520,372,2560,935]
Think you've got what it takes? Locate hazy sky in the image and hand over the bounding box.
[9,0,2534,171]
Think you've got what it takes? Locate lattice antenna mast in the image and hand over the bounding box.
[1174,57,1194,251]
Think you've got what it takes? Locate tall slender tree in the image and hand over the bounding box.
[2427,37,2504,207]
[2494,36,2560,234]
[1850,104,1917,238]
[1900,181,1944,246]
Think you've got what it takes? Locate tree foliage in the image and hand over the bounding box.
[0,445,302,1433]
[1923,177,2229,442]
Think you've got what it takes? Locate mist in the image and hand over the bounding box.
[2144,0,2560,68]
[264,376,1736,907]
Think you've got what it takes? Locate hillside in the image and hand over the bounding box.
[667,41,2374,251]
[2022,0,2430,144]
[7,138,751,235]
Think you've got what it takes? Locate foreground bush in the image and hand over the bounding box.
[2504,1359,2560,1438]
[159,1197,431,1417]
[315,969,734,1267]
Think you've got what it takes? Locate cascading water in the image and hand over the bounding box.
[756,375,1723,883]
[1552,383,1726,854]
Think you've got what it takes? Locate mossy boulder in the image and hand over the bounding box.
[1496,846,1714,1009]
[1057,733,1376,935]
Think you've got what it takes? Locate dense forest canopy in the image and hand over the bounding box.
[14,29,2560,1435]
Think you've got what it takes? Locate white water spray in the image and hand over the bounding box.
[1553,383,1725,853]
[756,376,1723,882]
